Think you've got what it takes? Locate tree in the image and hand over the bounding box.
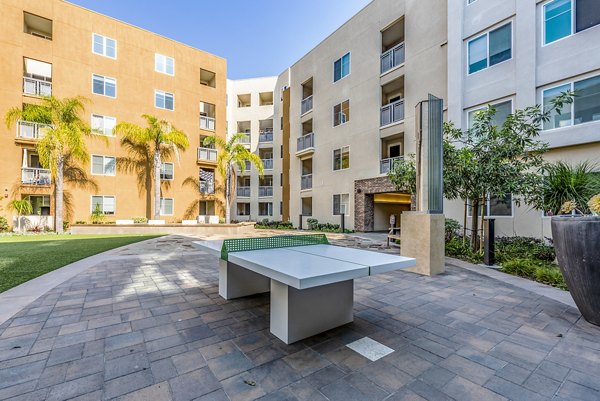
[5,96,92,234]
[8,199,33,232]
[115,115,189,220]
[203,133,264,224]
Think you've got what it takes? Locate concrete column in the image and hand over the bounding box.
[400,212,445,276]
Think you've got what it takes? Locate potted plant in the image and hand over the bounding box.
[552,196,600,325]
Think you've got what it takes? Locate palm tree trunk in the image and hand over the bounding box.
[153,149,161,221]
[225,163,231,224]
[56,158,64,234]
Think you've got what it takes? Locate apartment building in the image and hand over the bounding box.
[0,0,226,227]
[445,0,600,238]
[226,77,280,222]
[276,0,448,231]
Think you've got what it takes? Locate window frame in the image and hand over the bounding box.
[333,52,351,83]
[155,90,175,111]
[90,155,116,176]
[155,53,175,76]
[333,193,350,216]
[92,33,117,59]
[542,0,574,46]
[467,193,514,218]
[258,202,273,217]
[159,197,174,216]
[467,21,513,75]
[90,195,116,215]
[333,99,350,127]
[237,202,251,216]
[332,145,350,171]
[160,162,174,181]
[91,114,116,137]
[92,74,117,98]
[466,98,514,128]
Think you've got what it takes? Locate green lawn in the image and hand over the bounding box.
[0,234,161,293]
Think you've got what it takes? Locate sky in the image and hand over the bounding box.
[68,0,372,79]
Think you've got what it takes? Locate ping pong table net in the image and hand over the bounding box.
[220,234,329,261]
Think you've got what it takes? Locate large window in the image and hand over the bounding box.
[468,23,512,74]
[468,194,513,217]
[543,74,600,130]
[160,162,174,180]
[333,146,350,171]
[28,195,50,215]
[155,90,174,110]
[91,114,116,136]
[91,155,116,176]
[155,54,175,76]
[333,194,349,215]
[333,100,350,127]
[333,53,350,82]
[237,203,250,216]
[468,100,512,129]
[160,198,174,216]
[92,74,116,98]
[92,33,116,59]
[91,196,115,215]
[259,202,273,216]
[544,0,600,45]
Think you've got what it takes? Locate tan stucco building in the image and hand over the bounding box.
[0,0,226,228]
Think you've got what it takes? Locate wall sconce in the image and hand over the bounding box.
[4,188,7,199]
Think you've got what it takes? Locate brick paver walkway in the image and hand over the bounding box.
[1,235,599,400]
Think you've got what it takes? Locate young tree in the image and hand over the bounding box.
[203,133,264,224]
[5,97,92,234]
[8,199,33,232]
[115,115,189,220]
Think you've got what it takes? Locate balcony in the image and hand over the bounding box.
[259,186,273,197]
[239,134,251,145]
[381,42,405,74]
[200,180,215,195]
[380,156,404,174]
[23,76,52,97]
[262,159,273,170]
[22,168,51,186]
[237,186,250,197]
[381,99,405,127]
[200,116,215,131]
[16,121,51,140]
[296,133,314,155]
[301,95,313,115]
[259,130,273,143]
[301,174,312,190]
[198,147,217,163]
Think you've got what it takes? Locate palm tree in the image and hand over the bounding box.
[541,161,600,215]
[203,133,264,224]
[115,115,189,220]
[8,199,33,232]
[5,96,92,234]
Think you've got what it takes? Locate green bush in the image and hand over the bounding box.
[445,237,482,263]
[255,219,295,230]
[495,237,555,263]
[0,216,9,232]
[501,259,566,290]
[63,221,70,231]
[305,218,352,233]
[445,218,461,241]
[132,217,148,224]
[74,220,86,225]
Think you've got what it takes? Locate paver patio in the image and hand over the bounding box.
[1,234,599,400]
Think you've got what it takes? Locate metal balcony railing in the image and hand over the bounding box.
[237,186,250,197]
[301,174,312,190]
[17,121,51,140]
[22,167,51,185]
[381,42,405,74]
[262,159,273,170]
[198,147,217,162]
[380,156,404,174]
[259,130,273,142]
[23,76,52,97]
[200,180,215,194]
[259,186,273,197]
[301,95,313,115]
[380,99,405,127]
[297,133,314,152]
[200,116,215,131]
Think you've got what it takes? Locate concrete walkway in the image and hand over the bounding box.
[1,234,599,401]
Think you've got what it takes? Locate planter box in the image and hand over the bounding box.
[116,220,135,225]
[182,220,198,225]
[148,220,166,225]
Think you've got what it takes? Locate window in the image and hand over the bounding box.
[576,0,600,33]
[91,155,116,176]
[468,23,512,74]
[333,194,350,215]
[155,54,174,76]
[92,74,116,98]
[160,198,174,216]
[237,203,250,216]
[333,146,350,171]
[200,169,215,194]
[155,90,174,110]
[91,114,116,136]
[543,74,600,130]
[333,53,350,82]
[92,33,116,59]
[24,12,52,40]
[259,202,273,216]
[544,0,573,44]
[333,100,350,126]
[200,69,216,87]
[91,196,115,215]
[200,200,215,215]
[467,194,513,217]
[468,100,512,129]
[160,162,174,180]
[28,195,50,215]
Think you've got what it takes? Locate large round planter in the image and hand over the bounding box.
[551,216,600,325]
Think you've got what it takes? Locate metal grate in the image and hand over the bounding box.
[221,234,329,261]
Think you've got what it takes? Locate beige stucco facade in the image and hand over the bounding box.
[0,0,226,228]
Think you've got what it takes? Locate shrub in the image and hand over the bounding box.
[501,259,566,290]
[132,217,148,224]
[445,218,461,241]
[90,204,105,224]
[74,220,86,225]
[255,219,295,230]
[445,237,482,263]
[0,216,8,232]
[304,218,352,233]
[63,221,70,231]
[495,237,555,263]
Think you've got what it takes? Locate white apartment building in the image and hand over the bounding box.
[445,0,600,239]
[226,77,281,222]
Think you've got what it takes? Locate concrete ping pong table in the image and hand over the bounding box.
[193,234,416,344]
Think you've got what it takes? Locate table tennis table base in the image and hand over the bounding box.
[219,260,270,300]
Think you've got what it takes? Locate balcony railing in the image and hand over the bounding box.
[381,42,405,74]
[301,95,313,115]
[200,116,215,131]
[239,134,251,144]
[262,158,273,170]
[22,167,51,186]
[237,186,250,197]
[380,156,404,174]
[16,121,51,140]
[198,147,217,162]
[380,99,405,127]
[259,130,273,143]
[258,186,273,197]
[200,180,215,194]
[301,174,312,190]
[297,133,314,153]
[23,76,52,97]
